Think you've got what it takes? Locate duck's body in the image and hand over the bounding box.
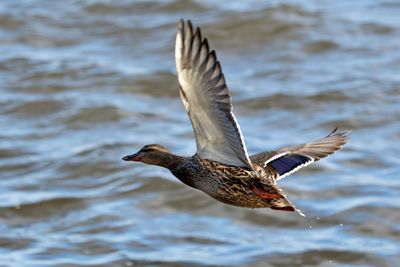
[123,20,349,214]
[171,154,275,208]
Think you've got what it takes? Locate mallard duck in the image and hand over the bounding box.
[123,19,349,214]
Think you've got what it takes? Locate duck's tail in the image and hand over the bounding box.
[252,180,305,216]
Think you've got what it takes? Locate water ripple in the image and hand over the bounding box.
[0,0,399,266]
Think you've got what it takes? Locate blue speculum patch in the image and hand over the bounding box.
[268,154,311,176]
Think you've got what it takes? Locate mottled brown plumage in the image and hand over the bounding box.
[122,20,350,215]
[123,129,349,215]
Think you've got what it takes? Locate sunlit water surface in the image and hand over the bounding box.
[0,0,399,266]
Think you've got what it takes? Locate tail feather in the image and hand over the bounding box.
[269,196,305,216]
[253,181,305,216]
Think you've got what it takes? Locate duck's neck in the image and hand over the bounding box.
[157,152,185,170]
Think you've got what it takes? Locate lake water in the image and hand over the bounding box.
[1,0,399,266]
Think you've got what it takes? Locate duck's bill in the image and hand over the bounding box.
[122,153,140,162]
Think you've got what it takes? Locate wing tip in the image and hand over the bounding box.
[176,19,186,62]
[178,19,194,38]
[178,18,184,29]
[203,38,210,51]
[327,127,351,139]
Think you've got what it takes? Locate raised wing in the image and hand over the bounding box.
[175,19,252,169]
[251,129,349,180]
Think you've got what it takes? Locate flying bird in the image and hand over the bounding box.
[123,19,349,215]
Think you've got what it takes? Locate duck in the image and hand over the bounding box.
[122,19,349,214]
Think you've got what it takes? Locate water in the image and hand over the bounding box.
[1,0,399,266]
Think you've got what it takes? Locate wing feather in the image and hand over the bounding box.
[175,19,252,169]
[251,129,350,180]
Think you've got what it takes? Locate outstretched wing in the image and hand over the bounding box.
[251,129,350,180]
[175,19,252,170]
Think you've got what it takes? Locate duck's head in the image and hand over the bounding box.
[122,144,170,166]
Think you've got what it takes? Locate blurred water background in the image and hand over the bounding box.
[1,0,400,266]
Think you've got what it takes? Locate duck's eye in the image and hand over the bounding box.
[141,148,152,153]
